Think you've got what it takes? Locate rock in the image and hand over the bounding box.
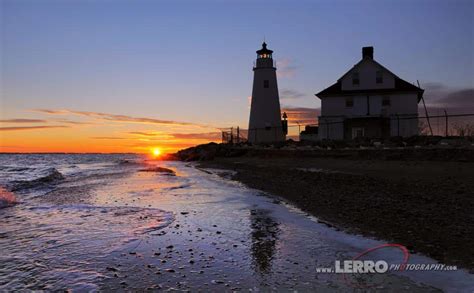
[106,266,118,272]
[138,166,176,174]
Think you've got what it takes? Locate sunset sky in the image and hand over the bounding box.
[1,0,473,153]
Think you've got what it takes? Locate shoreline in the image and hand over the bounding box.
[192,151,474,271]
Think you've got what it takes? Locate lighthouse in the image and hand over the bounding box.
[248,42,286,143]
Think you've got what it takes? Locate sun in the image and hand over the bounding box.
[151,147,161,157]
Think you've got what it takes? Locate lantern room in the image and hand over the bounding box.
[256,42,273,59]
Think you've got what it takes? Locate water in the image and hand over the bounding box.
[0,154,472,291]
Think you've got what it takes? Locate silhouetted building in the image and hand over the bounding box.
[248,42,286,143]
[315,46,424,140]
[300,125,319,142]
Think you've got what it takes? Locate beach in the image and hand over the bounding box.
[0,153,473,291]
[175,143,474,271]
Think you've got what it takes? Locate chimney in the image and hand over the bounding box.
[362,46,374,59]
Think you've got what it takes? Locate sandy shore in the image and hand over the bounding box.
[197,155,474,271]
[3,154,472,290]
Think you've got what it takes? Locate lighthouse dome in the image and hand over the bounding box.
[256,42,273,59]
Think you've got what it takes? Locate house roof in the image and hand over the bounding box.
[316,78,424,101]
[315,56,424,101]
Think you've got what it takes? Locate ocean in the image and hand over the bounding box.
[0,154,472,291]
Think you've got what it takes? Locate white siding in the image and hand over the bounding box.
[321,94,418,117]
[390,116,419,137]
[341,59,395,91]
[317,116,344,140]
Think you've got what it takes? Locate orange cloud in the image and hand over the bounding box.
[0,119,47,123]
[281,107,320,125]
[33,109,213,128]
[1,110,224,153]
[91,136,128,140]
[127,131,159,137]
[171,132,222,140]
[0,125,69,131]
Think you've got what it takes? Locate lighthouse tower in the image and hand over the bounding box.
[248,42,286,143]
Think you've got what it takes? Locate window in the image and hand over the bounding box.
[352,72,360,85]
[352,127,365,139]
[382,96,390,106]
[345,97,354,107]
[263,80,269,88]
[376,70,383,84]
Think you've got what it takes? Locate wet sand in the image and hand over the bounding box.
[2,160,472,291]
[198,157,474,272]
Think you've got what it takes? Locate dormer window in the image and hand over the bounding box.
[376,70,383,84]
[352,72,360,85]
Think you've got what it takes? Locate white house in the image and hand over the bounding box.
[315,47,424,140]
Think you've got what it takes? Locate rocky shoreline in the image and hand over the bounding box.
[172,142,474,271]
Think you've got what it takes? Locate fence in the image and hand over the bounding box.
[221,113,474,143]
[221,127,248,143]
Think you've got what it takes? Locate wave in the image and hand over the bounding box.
[10,168,64,191]
[0,187,17,208]
[0,166,32,172]
[116,159,146,166]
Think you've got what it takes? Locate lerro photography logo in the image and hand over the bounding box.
[316,244,457,288]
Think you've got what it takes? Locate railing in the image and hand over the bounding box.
[221,127,247,144]
[221,113,474,143]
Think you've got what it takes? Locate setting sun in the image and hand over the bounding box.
[152,147,161,157]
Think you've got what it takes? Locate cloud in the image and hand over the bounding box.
[434,89,474,107]
[171,132,222,140]
[33,109,69,114]
[280,89,306,100]
[0,118,93,125]
[33,109,213,128]
[276,58,297,78]
[0,125,69,131]
[422,82,445,91]
[123,131,222,141]
[421,83,474,114]
[91,136,128,140]
[281,107,320,125]
[0,119,47,123]
[127,131,159,137]
[55,119,95,125]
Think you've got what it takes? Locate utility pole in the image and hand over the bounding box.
[417,80,433,136]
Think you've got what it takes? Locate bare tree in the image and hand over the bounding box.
[452,122,474,137]
[418,120,430,136]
